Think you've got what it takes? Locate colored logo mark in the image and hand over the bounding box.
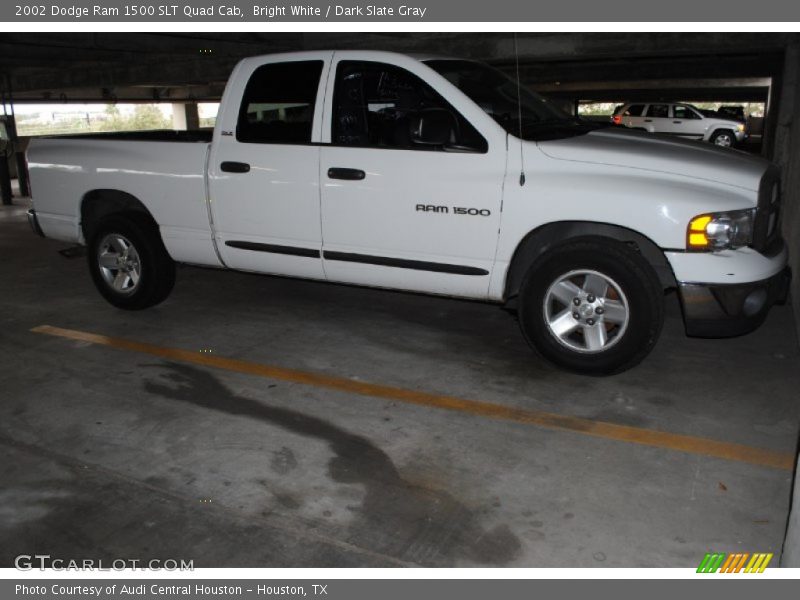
[697,552,773,573]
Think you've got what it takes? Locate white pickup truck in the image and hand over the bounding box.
[26,51,789,374]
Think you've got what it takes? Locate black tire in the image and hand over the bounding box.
[87,213,176,310]
[518,238,664,375]
[710,129,736,147]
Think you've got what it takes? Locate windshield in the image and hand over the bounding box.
[426,59,599,141]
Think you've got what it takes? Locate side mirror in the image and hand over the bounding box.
[410,109,456,146]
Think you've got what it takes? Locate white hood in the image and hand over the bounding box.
[537,128,769,192]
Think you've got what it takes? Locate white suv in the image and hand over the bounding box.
[612,102,747,147]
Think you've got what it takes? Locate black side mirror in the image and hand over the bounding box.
[410,109,456,146]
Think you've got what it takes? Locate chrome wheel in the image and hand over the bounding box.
[97,233,141,294]
[713,133,733,147]
[543,269,630,354]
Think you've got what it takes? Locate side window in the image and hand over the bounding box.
[646,104,669,118]
[332,61,487,152]
[673,105,699,119]
[236,60,324,144]
[623,104,645,117]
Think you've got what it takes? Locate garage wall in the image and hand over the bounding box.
[784,465,800,565]
[775,40,800,567]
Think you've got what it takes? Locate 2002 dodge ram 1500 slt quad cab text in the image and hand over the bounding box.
[26,51,790,374]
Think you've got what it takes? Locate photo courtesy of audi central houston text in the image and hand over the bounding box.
[1,32,800,571]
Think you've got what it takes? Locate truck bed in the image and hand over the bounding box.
[27,132,219,267]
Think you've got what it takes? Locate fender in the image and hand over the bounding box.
[80,189,159,242]
[503,221,677,301]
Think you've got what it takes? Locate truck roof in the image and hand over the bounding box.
[238,50,466,65]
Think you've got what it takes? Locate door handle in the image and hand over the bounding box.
[673,120,682,124]
[221,161,250,173]
[644,119,653,123]
[327,167,366,181]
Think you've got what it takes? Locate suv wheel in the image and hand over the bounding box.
[710,129,735,147]
[518,238,664,375]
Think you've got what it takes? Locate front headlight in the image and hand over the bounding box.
[687,208,755,251]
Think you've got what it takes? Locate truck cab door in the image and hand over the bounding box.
[317,55,506,299]
[207,53,332,279]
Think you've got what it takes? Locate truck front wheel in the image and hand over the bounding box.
[87,214,176,310]
[518,239,664,375]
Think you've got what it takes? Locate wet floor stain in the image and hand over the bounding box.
[143,362,522,566]
[270,446,298,475]
[272,491,301,510]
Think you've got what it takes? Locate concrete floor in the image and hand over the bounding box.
[1,197,799,568]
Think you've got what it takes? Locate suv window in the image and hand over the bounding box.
[623,104,645,117]
[332,61,487,152]
[718,106,745,121]
[673,105,700,119]
[646,104,670,118]
[237,60,324,144]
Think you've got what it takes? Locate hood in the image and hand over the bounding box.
[536,128,769,192]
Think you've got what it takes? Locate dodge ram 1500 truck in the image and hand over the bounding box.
[26,51,789,374]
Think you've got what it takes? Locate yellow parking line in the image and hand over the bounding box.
[31,324,795,471]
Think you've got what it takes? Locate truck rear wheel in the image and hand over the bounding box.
[87,214,175,310]
[518,238,664,375]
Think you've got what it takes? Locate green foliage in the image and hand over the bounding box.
[125,104,171,131]
[17,104,173,137]
[577,102,620,116]
[577,101,766,118]
[688,102,765,118]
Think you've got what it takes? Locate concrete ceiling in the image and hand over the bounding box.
[0,33,796,103]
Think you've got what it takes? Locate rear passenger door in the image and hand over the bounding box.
[643,103,670,133]
[208,54,330,279]
[318,57,505,299]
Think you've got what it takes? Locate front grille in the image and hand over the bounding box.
[752,165,781,253]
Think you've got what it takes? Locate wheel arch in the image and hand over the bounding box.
[710,127,736,142]
[503,221,677,301]
[80,189,159,242]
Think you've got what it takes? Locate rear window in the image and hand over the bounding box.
[623,104,645,117]
[237,61,324,144]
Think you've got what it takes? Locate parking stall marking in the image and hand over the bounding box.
[31,324,795,471]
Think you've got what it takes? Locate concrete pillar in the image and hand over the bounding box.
[772,41,800,342]
[14,136,31,197]
[777,38,800,567]
[0,157,11,205]
[784,459,800,565]
[171,102,200,130]
[0,115,14,204]
[15,152,30,197]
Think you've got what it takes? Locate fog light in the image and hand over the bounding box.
[742,288,767,317]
